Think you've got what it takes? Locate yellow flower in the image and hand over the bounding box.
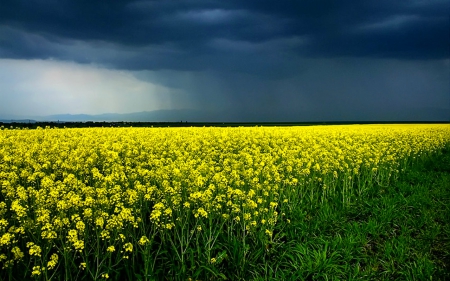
[195,207,208,218]
[11,246,24,260]
[100,230,110,240]
[150,210,162,222]
[0,219,8,229]
[95,217,105,228]
[80,262,87,270]
[68,229,77,240]
[164,208,172,216]
[47,253,58,270]
[123,242,133,253]
[26,242,42,257]
[139,236,150,246]
[73,240,85,251]
[76,221,85,232]
[31,266,41,276]
[0,233,14,246]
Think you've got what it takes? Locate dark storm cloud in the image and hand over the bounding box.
[1,0,449,121]
[1,0,448,72]
[134,57,449,122]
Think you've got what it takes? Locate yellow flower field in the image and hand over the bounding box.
[0,124,449,280]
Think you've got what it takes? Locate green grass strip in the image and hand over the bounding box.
[256,148,450,280]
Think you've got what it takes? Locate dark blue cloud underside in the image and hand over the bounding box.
[1,0,448,67]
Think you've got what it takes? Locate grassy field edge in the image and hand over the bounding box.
[261,148,450,280]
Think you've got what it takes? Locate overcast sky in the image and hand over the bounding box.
[0,0,449,121]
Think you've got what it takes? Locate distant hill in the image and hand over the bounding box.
[0,119,37,123]
[1,106,448,123]
[37,109,217,122]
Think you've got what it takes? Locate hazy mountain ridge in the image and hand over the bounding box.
[0,119,37,123]
[41,109,213,122]
[0,107,448,123]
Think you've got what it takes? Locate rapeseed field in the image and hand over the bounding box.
[1,124,449,280]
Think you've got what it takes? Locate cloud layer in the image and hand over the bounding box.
[0,0,449,120]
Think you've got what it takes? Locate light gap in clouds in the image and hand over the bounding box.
[178,9,244,24]
[358,15,422,31]
[210,36,309,53]
[0,59,179,117]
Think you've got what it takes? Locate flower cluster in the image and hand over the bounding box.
[0,124,448,279]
